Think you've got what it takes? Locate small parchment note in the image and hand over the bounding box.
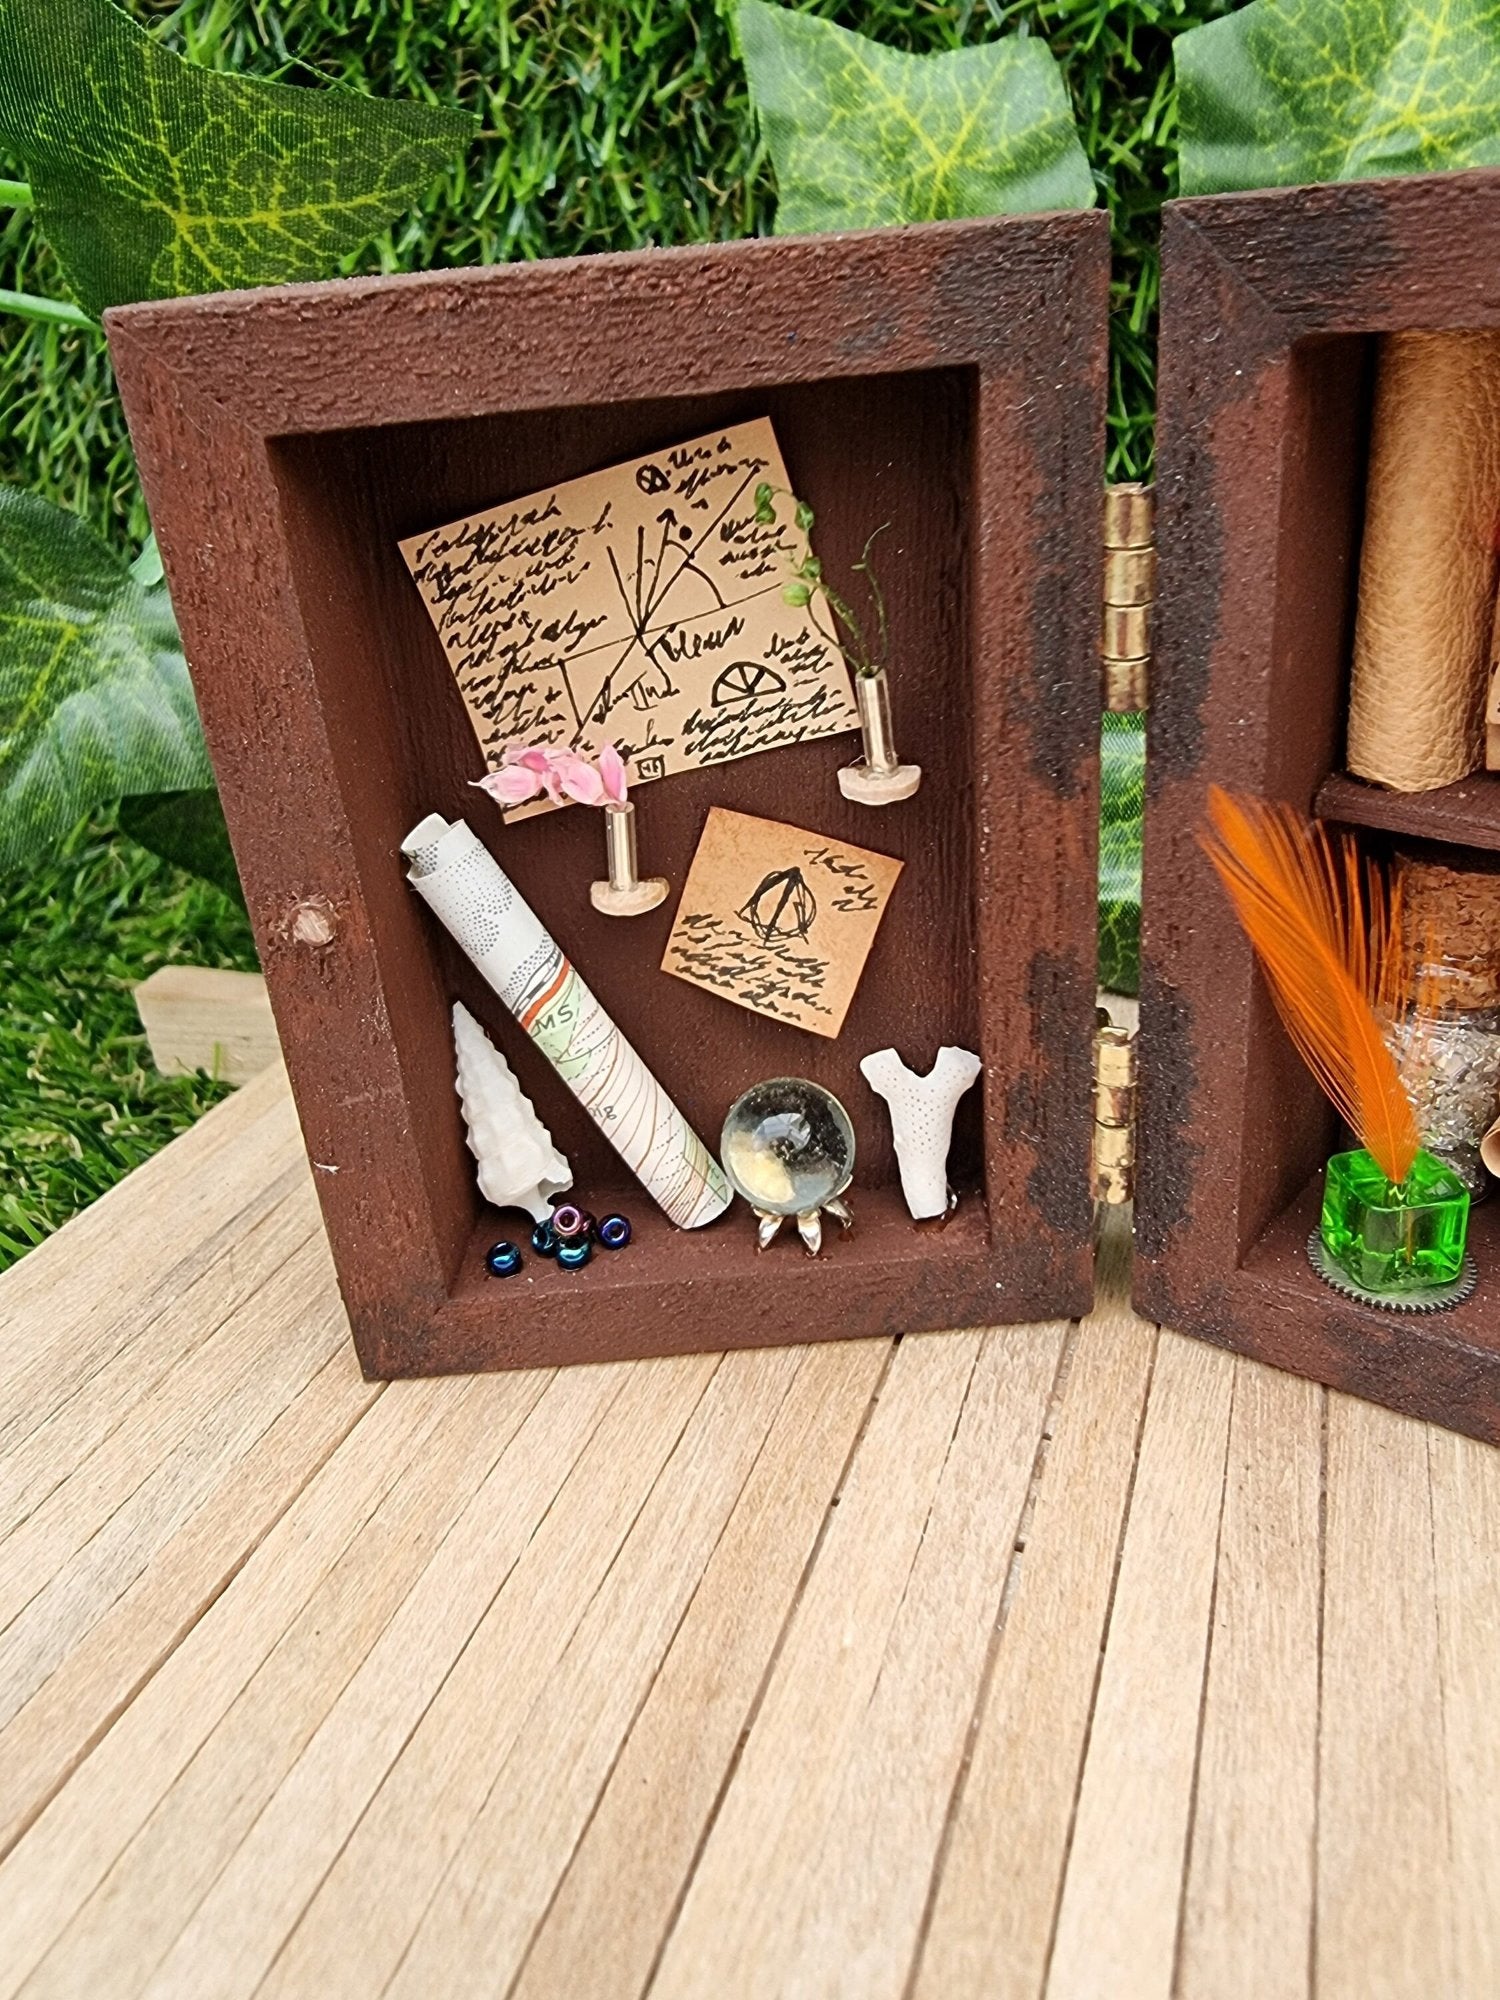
[398,418,859,807]
[662,808,902,1039]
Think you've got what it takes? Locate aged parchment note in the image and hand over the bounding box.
[399,419,859,801]
[662,808,902,1038]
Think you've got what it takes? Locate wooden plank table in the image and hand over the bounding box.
[1,1061,1497,1998]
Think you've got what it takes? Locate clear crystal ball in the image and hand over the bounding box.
[720,1078,855,1215]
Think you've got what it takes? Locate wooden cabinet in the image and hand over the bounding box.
[107,214,1105,1376]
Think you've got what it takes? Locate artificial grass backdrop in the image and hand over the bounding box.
[0,815,256,1266]
[0,0,1226,1266]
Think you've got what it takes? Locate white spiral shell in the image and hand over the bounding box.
[452,1002,572,1221]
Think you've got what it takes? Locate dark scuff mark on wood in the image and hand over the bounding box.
[1132,963,1200,1263]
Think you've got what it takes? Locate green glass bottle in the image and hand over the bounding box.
[1319,1148,1470,1293]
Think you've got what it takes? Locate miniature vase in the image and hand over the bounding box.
[591,800,668,916]
[838,669,921,806]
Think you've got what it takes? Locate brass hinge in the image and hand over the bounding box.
[1092,1012,1137,1205]
[1102,482,1154,713]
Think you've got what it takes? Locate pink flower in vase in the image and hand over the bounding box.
[472,742,627,812]
[474,761,546,807]
[598,742,629,805]
[472,742,563,809]
[546,750,607,806]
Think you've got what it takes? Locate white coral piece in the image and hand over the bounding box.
[860,1046,982,1220]
[452,1002,572,1221]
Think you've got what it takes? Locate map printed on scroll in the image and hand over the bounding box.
[403,814,731,1229]
[398,419,859,806]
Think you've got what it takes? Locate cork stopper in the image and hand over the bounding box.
[1395,848,1500,1011]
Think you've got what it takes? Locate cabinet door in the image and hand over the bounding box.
[1141,169,1500,1443]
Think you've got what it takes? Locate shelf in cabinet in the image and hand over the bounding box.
[1314,771,1500,854]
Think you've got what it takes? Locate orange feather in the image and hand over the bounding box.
[1199,787,1420,1187]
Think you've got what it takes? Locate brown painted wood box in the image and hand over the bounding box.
[1141,167,1500,1443]
[105,213,1107,1378]
[106,172,1500,1440]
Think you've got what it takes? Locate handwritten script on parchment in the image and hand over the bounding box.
[398,420,859,805]
[662,808,902,1039]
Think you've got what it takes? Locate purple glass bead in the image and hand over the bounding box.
[598,1214,632,1250]
[551,1204,593,1243]
[485,1240,523,1277]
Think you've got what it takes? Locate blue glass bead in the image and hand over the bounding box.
[530,1219,559,1258]
[556,1237,593,1271]
[485,1240,523,1278]
[598,1214,632,1250]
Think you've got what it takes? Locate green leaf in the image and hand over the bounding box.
[130,533,163,589]
[0,287,96,331]
[736,0,1095,234]
[1099,711,1143,996]
[0,0,474,315]
[119,787,243,905]
[0,486,211,873]
[1177,0,1500,195]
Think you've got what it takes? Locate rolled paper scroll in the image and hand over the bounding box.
[403,814,731,1230]
[1347,331,1500,793]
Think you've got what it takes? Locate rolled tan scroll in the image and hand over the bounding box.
[1487,600,1500,770]
[1348,331,1500,793]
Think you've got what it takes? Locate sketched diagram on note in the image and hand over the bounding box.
[740,867,817,945]
[711,659,787,706]
[662,808,903,1039]
[397,418,859,813]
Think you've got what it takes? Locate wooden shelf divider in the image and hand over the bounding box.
[1315,771,1500,853]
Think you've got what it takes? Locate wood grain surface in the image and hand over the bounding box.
[3,1073,1498,1996]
